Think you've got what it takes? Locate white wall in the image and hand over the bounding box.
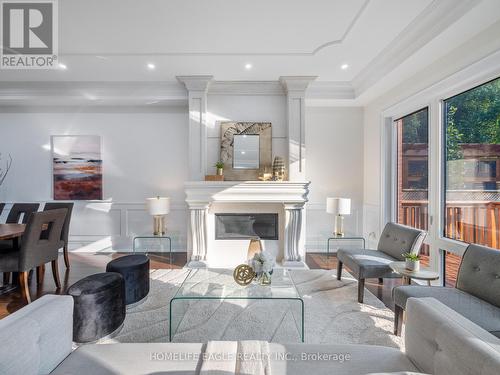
[305,106,364,251]
[205,94,287,174]
[0,107,189,252]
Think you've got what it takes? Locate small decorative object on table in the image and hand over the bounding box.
[272,156,285,181]
[258,166,273,181]
[251,251,276,285]
[247,237,263,260]
[402,252,420,271]
[233,264,255,286]
[146,196,170,235]
[215,161,224,176]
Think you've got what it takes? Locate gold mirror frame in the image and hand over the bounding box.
[220,122,272,181]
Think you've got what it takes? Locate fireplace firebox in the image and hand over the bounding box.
[215,213,278,240]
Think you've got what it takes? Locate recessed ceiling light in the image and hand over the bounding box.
[244,63,253,70]
[147,63,156,70]
[341,63,349,70]
[58,63,67,70]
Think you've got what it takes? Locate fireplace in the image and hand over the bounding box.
[215,213,278,240]
[184,181,310,268]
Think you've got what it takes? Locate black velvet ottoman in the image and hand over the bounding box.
[68,272,125,343]
[106,254,150,306]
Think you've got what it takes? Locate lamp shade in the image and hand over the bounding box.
[326,197,351,215]
[146,197,170,216]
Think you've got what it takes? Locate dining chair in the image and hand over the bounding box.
[0,203,5,217]
[6,203,40,224]
[0,208,67,303]
[44,202,74,269]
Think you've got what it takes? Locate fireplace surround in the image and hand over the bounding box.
[184,181,310,268]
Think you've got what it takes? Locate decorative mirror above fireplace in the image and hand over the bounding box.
[220,122,272,180]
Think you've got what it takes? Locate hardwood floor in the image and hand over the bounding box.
[0,251,402,319]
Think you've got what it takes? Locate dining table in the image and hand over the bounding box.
[0,223,26,294]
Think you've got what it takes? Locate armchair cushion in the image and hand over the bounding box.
[393,286,500,338]
[377,223,426,260]
[456,244,500,308]
[337,248,400,279]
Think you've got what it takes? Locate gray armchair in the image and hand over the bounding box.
[393,243,500,337]
[337,222,426,303]
[0,209,67,303]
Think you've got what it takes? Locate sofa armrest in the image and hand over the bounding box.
[0,294,74,374]
[405,297,500,375]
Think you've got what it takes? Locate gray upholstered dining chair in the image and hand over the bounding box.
[337,222,426,303]
[0,203,4,217]
[6,203,40,224]
[0,203,41,251]
[0,208,67,303]
[393,243,500,337]
[44,202,74,269]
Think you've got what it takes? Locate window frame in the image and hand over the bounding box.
[380,51,500,282]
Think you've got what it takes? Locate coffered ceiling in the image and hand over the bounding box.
[1,0,499,104]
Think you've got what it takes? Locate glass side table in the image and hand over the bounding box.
[133,234,172,264]
[327,233,366,258]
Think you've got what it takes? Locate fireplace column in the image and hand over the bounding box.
[282,203,307,268]
[187,204,209,268]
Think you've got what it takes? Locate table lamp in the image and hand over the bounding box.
[146,196,170,235]
[326,197,351,236]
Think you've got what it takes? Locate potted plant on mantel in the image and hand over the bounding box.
[215,161,224,176]
[402,252,420,272]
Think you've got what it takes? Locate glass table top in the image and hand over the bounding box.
[172,268,301,300]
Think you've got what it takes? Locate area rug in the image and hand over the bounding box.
[103,268,403,349]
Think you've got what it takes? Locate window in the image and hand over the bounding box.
[444,77,500,250]
[395,108,429,266]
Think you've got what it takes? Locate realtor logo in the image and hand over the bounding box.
[1,0,58,69]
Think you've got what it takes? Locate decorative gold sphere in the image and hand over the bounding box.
[233,264,255,286]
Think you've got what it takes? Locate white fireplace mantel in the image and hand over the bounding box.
[184,181,310,268]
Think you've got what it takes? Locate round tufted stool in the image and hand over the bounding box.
[106,254,150,306]
[68,272,125,343]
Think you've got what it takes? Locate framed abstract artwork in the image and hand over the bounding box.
[52,135,102,200]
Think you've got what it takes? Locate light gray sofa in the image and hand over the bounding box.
[1,294,500,374]
[337,222,426,303]
[393,243,500,337]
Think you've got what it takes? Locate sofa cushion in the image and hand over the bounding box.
[405,298,500,375]
[456,244,500,308]
[0,316,40,375]
[52,343,205,374]
[393,286,500,337]
[377,223,425,260]
[337,248,400,279]
[270,343,419,375]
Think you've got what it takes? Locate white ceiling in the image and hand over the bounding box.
[0,0,499,105]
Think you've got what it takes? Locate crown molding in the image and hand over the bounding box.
[306,81,355,100]
[0,81,187,107]
[176,75,213,92]
[208,81,284,96]
[280,76,318,93]
[352,0,482,97]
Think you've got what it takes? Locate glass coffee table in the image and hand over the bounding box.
[169,268,304,342]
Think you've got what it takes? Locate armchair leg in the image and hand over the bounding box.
[63,244,70,269]
[337,261,343,280]
[51,259,61,289]
[19,271,31,304]
[36,265,45,285]
[394,304,404,336]
[358,278,365,303]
